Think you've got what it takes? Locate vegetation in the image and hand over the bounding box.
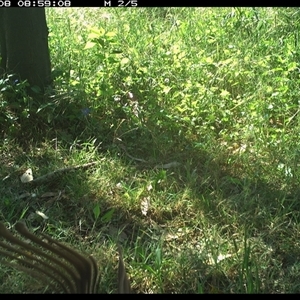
[1,7,300,293]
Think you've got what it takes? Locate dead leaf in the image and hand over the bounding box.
[147,184,153,191]
[207,253,233,265]
[35,211,49,220]
[18,192,31,199]
[164,228,187,241]
[141,196,150,216]
[159,161,181,169]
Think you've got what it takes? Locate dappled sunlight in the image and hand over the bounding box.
[1,7,300,293]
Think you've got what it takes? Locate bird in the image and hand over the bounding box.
[0,221,132,293]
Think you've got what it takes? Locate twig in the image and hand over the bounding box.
[25,162,97,185]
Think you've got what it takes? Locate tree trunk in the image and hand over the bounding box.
[0,8,51,90]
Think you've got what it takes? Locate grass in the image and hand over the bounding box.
[1,7,300,293]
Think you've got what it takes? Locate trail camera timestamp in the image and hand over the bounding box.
[0,0,72,6]
[0,1,12,6]
[17,0,71,6]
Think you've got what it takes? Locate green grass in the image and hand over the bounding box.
[2,7,300,293]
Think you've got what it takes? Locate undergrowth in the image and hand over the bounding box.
[1,7,300,293]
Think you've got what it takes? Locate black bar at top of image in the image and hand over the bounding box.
[8,0,209,8]
[8,0,272,7]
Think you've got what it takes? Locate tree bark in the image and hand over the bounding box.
[0,8,51,90]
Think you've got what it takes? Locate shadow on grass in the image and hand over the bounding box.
[1,91,300,293]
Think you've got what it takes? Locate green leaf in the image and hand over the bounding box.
[101,208,115,223]
[106,31,117,37]
[36,102,55,113]
[220,89,231,98]
[93,203,101,221]
[120,57,130,65]
[87,27,105,38]
[84,41,96,50]
[163,86,171,94]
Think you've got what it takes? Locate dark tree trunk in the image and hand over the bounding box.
[0,8,51,90]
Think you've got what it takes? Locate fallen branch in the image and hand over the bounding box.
[25,162,97,185]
